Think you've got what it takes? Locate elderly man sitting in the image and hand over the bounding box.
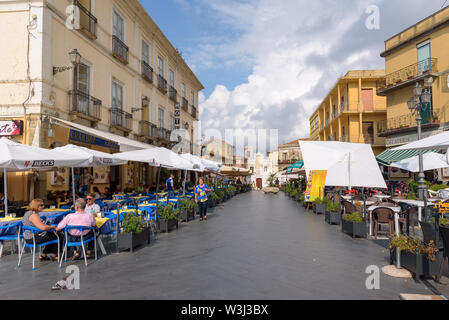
[56,198,97,260]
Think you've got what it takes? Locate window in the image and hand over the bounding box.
[158,56,164,76]
[112,81,123,110]
[76,63,90,95]
[169,69,175,87]
[158,107,165,128]
[170,115,175,131]
[182,83,186,98]
[417,40,431,75]
[142,40,149,64]
[113,11,124,41]
[191,91,195,106]
[362,88,374,111]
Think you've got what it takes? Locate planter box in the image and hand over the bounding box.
[314,204,326,215]
[392,249,443,280]
[158,219,179,233]
[180,210,189,222]
[325,211,341,225]
[117,227,150,253]
[295,194,301,201]
[341,219,366,238]
[188,209,195,221]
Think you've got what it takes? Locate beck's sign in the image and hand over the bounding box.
[0,120,23,136]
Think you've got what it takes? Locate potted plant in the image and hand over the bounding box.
[341,212,367,238]
[158,203,180,233]
[300,194,306,207]
[117,213,150,253]
[390,235,442,280]
[325,202,341,225]
[293,189,302,201]
[209,192,219,208]
[313,198,327,215]
[178,198,194,223]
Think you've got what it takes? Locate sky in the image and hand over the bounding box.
[140,0,449,147]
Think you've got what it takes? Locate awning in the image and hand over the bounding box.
[51,117,154,151]
[376,148,439,166]
[286,161,304,173]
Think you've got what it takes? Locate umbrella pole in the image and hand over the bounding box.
[362,187,366,219]
[155,167,161,225]
[183,170,187,196]
[71,167,76,207]
[4,168,7,217]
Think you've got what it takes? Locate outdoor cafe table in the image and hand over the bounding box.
[392,198,439,222]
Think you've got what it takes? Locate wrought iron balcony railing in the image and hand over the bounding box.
[69,90,102,121]
[74,0,97,39]
[377,58,438,93]
[377,108,442,135]
[169,86,177,102]
[182,97,188,111]
[141,61,153,83]
[110,108,132,131]
[191,105,197,118]
[139,120,157,138]
[157,127,171,142]
[157,75,168,94]
[112,35,129,65]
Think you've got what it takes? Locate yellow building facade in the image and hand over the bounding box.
[309,70,387,155]
[0,0,203,201]
[377,6,449,148]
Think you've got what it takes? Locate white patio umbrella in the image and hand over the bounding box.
[53,144,129,204]
[0,138,89,216]
[200,158,222,173]
[390,152,448,172]
[299,141,387,189]
[392,131,449,151]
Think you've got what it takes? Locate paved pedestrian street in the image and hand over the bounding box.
[0,191,447,300]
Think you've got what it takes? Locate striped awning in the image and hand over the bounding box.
[376,149,439,165]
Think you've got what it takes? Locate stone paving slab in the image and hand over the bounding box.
[0,191,448,300]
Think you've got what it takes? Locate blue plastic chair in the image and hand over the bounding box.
[0,221,23,258]
[44,211,70,226]
[139,206,156,222]
[18,226,60,270]
[61,205,71,210]
[60,226,97,268]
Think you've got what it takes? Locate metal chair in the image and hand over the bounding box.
[372,207,395,238]
[59,226,97,268]
[18,226,60,270]
[0,221,22,258]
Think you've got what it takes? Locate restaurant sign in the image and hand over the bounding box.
[69,129,120,151]
[0,120,23,136]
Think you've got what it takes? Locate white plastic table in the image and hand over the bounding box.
[393,198,438,222]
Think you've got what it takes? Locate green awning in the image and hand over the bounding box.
[376,149,439,166]
[286,161,304,173]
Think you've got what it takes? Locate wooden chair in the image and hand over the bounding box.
[372,207,395,238]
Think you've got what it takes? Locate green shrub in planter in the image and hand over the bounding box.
[118,213,149,252]
[158,203,180,233]
[178,198,194,222]
[325,202,341,225]
[341,212,366,238]
[313,198,327,215]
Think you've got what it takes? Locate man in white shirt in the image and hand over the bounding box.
[85,193,101,217]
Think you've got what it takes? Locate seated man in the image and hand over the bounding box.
[56,198,97,260]
[0,192,10,211]
[85,194,101,217]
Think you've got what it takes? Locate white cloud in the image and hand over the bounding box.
[196,0,445,144]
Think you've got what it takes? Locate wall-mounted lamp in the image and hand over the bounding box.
[53,49,81,75]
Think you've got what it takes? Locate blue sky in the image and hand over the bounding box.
[140,0,448,145]
[140,0,251,96]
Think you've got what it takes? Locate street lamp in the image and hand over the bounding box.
[53,49,81,75]
[407,80,433,217]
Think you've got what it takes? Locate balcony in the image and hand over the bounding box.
[278,159,299,165]
[191,105,197,118]
[182,97,188,111]
[69,90,102,122]
[112,35,129,65]
[157,75,168,94]
[157,127,171,142]
[138,120,157,139]
[377,58,438,95]
[169,86,177,102]
[141,61,153,83]
[110,108,132,132]
[74,0,97,40]
[377,109,441,137]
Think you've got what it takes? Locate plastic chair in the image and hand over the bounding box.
[45,211,70,226]
[59,226,97,268]
[0,221,23,258]
[372,207,394,238]
[18,226,60,270]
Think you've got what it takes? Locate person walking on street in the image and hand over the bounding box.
[166,174,175,198]
[195,178,211,222]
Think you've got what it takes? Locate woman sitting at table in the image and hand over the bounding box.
[22,199,61,262]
